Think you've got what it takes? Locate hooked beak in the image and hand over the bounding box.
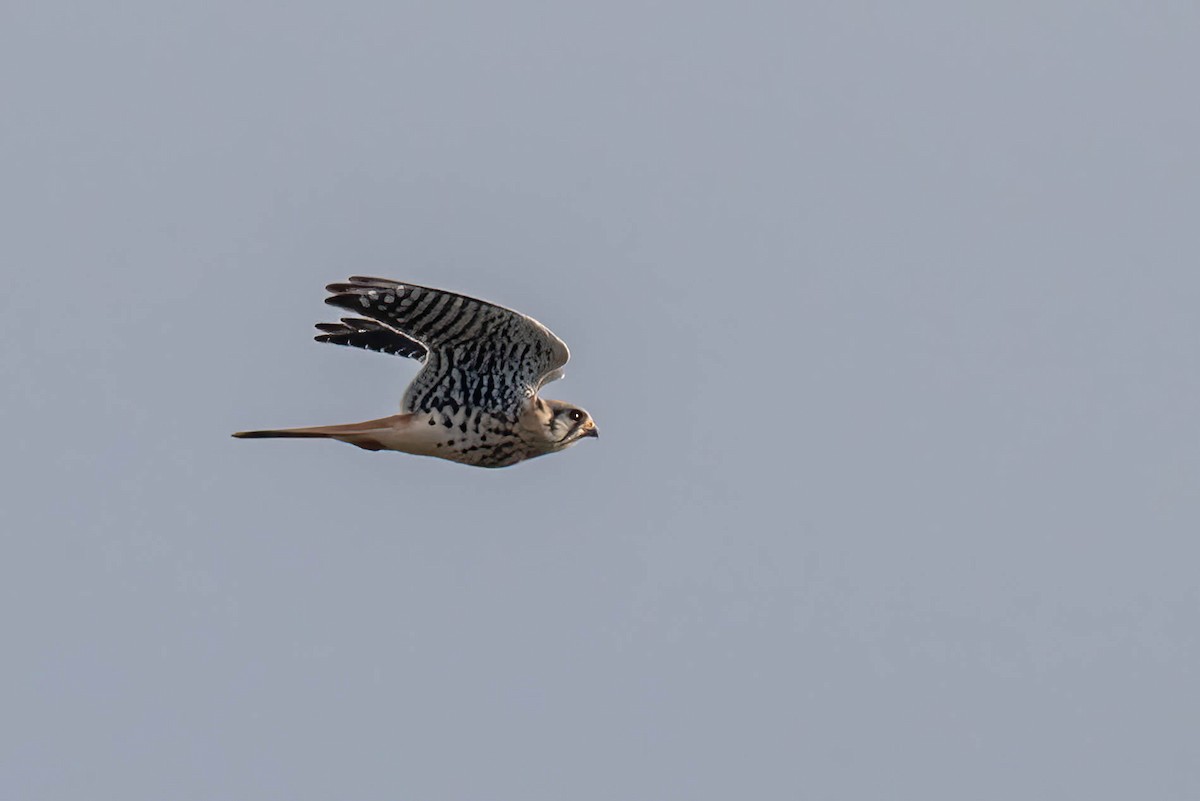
[583,423,599,439]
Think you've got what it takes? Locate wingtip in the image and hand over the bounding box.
[324,277,401,293]
[325,293,357,308]
[347,276,401,286]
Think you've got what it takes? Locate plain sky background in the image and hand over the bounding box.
[3,1,1198,798]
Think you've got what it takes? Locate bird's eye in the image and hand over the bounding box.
[568,410,584,422]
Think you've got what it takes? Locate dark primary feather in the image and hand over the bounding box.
[323,277,570,419]
[314,317,427,360]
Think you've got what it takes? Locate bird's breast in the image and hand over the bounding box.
[394,408,534,467]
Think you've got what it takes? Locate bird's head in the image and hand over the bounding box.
[543,399,599,448]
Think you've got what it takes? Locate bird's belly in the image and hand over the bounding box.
[379,412,530,467]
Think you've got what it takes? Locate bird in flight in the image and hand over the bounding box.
[233,277,598,468]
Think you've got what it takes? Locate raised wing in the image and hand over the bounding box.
[314,317,428,361]
[324,277,570,419]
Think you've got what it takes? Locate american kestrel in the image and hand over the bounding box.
[233,277,598,468]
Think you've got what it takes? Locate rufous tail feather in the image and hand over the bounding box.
[232,415,409,452]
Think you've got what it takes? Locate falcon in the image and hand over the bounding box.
[233,277,598,468]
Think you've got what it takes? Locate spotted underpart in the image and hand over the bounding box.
[420,408,538,468]
[324,277,570,421]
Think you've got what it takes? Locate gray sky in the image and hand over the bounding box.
[3,1,1198,798]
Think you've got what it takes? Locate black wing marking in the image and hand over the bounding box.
[314,317,428,361]
[324,277,570,419]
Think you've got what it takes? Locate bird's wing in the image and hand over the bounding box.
[323,277,570,419]
[314,317,428,361]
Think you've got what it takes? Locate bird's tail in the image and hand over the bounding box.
[232,415,408,451]
[232,428,337,440]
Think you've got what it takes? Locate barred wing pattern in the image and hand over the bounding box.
[324,277,570,420]
[314,317,428,360]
